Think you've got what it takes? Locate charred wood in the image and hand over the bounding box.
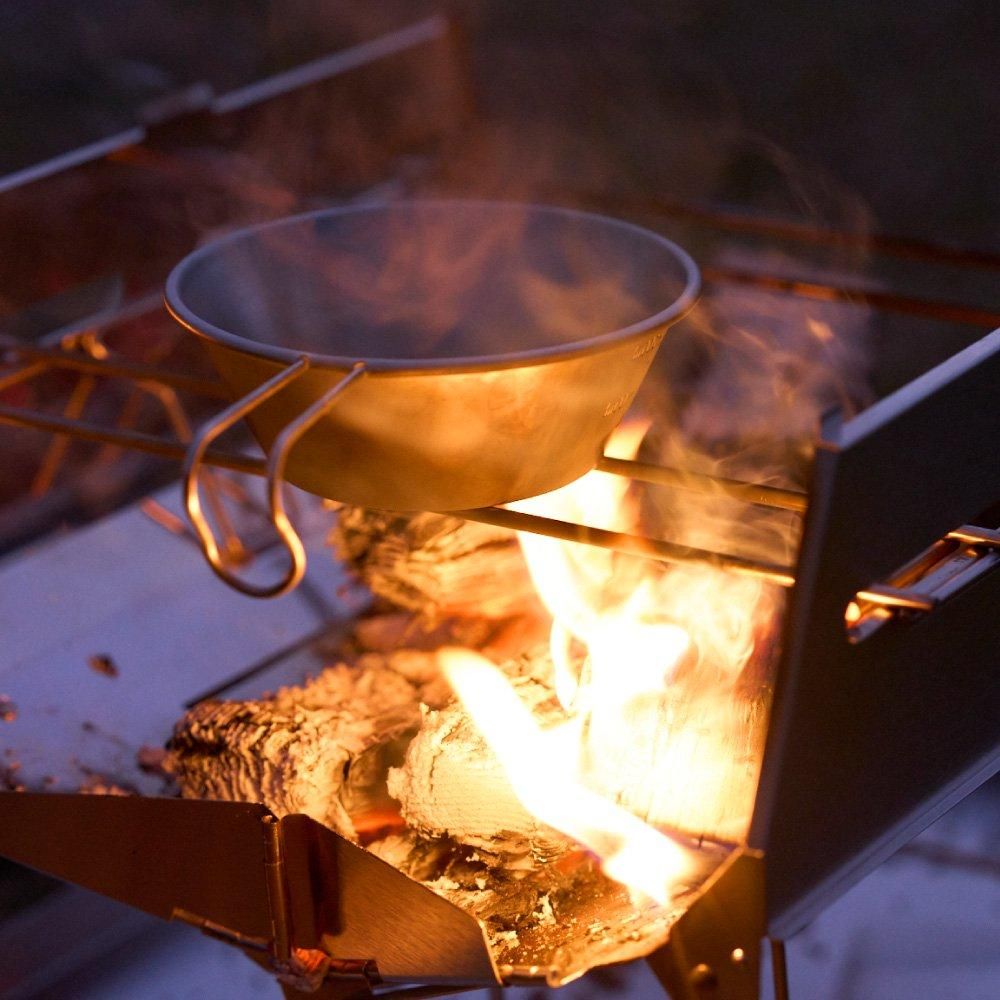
[166,654,445,840]
[331,506,540,622]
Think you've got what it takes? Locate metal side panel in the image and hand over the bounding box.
[281,814,498,985]
[0,794,274,937]
[751,327,1000,937]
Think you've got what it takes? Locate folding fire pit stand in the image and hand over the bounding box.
[1,328,997,1000]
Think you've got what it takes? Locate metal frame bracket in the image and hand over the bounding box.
[647,849,774,1000]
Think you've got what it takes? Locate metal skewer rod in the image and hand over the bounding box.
[701,265,1000,329]
[455,505,796,586]
[596,455,808,512]
[5,345,229,399]
[565,191,1000,270]
[0,360,49,392]
[0,398,797,586]
[0,404,267,477]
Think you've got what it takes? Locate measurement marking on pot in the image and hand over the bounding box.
[603,394,631,417]
[631,332,664,360]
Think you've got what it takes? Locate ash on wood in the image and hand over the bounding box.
[166,640,571,859]
[165,501,765,974]
[388,653,572,861]
[166,652,448,841]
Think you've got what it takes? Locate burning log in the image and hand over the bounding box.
[167,632,761,865]
[387,654,573,862]
[390,644,767,846]
[331,506,540,622]
[166,642,717,967]
[167,481,774,963]
[587,686,768,842]
[166,652,448,841]
[166,640,573,860]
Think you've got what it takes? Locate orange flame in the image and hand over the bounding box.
[441,648,694,904]
[447,420,778,904]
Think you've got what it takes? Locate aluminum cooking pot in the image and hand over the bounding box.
[165,200,699,594]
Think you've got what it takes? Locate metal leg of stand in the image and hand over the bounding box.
[770,939,790,1000]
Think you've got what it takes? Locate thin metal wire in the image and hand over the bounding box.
[455,505,796,587]
[182,358,313,597]
[0,403,266,475]
[262,363,368,594]
[7,345,229,398]
[596,455,808,512]
[138,379,249,564]
[5,337,252,562]
[702,265,1000,328]
[29,374,97,496]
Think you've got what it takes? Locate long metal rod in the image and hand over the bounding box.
[455,505,796,586]
[0,404,266,476]
[702,265,1000,328]
[596,455,808,512]
[6,346,229,399]
[570,192,1000,270]
[0,127,146,196]
[0,360,48,392]
[0,401,796,585]
[211,16,449,114]
[0,379,797,586]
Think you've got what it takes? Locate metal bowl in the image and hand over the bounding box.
[165,200,699,512]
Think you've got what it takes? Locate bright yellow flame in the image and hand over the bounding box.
[451,420,778,901]
[442,648,693,904]
[510,421,696,713]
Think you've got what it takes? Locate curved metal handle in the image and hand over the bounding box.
[183,358,366,598]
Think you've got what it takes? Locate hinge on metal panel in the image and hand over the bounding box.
[176,815,381,995]
[276,954,381,995]
[263,813,294,961]
[263,815,381,993]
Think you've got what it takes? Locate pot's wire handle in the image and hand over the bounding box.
[183,358,366,598]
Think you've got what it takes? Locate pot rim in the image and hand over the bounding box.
[164,198,701,374]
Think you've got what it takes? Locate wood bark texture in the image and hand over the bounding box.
[331,507,539,622]
[166,652,446,841]
[387,659,572,860]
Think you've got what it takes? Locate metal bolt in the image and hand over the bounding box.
[688,963,718,992]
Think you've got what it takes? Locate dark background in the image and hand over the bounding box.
[1,0,997,248]
[0,5,997,998]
